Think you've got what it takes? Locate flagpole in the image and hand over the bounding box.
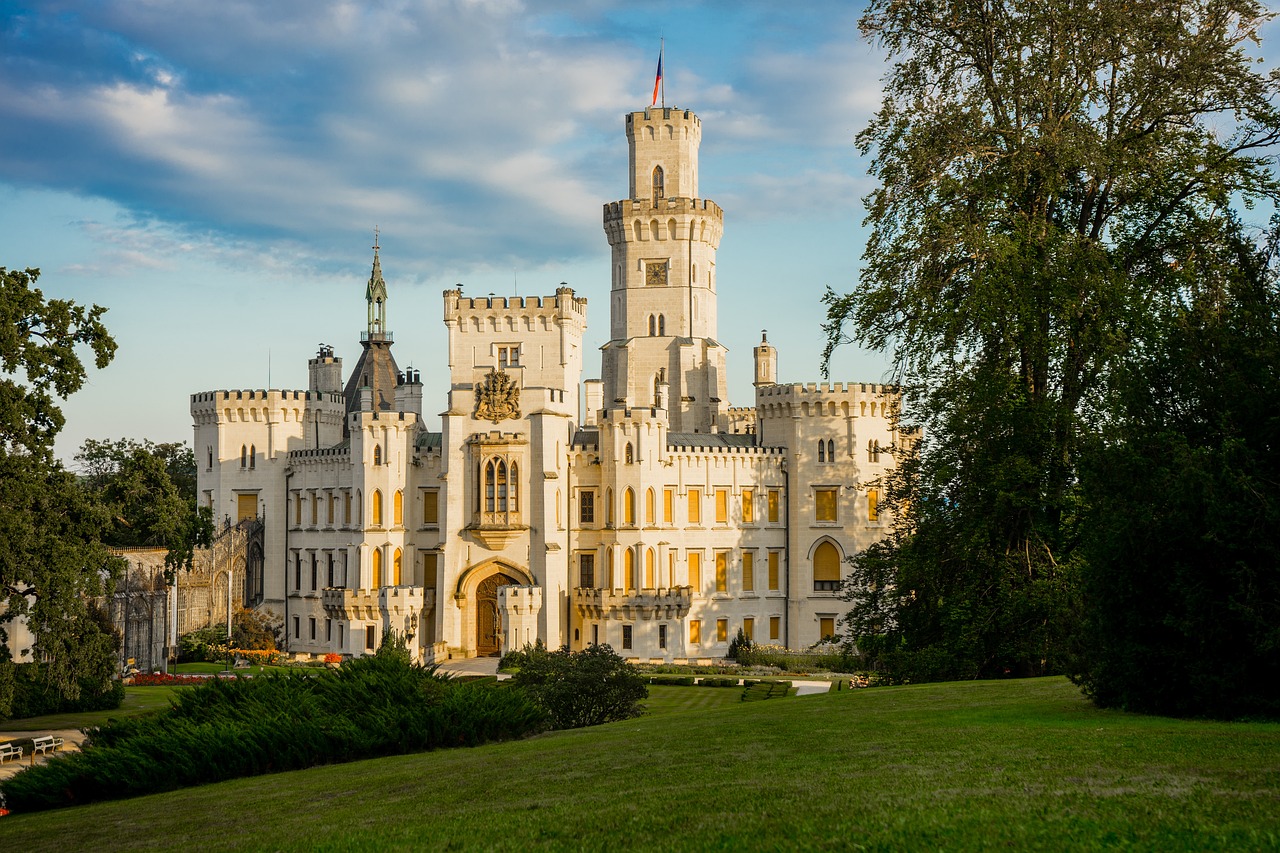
[660,38,666,108]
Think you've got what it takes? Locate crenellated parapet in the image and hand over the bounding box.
[602,198,724,249]
[191,389,346,426]
[573,586,692,621]
[755,382,900,421]
[442,287,587,326]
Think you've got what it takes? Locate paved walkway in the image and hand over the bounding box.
[434,656,507,679]
[0,729,84,781]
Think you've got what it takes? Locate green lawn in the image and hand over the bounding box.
[2,677,1277,850]
[643,683,753,715]
[172,662,321,677]
[1,687,180,733]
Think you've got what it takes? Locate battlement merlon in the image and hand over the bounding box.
[191,389,347,421]
[603,199,724,248]
[754,382,902,419]
[442,288,588,325]
[625,107,703,201]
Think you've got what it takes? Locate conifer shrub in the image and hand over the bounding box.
[0,656,546,813]
[648,675,695,686]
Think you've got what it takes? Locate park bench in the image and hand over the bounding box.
[0,742,22,763]
[31,735,64,756]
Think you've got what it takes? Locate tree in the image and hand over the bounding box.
[829,1,1280,681]
[75,438,213,578]
[0,267,122,716]
[511,643,647,729]
[1072,218,1280,717]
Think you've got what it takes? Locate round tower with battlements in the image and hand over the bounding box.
[601,107,727,434]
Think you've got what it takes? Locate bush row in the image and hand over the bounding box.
[1,656,546,813]
[3,664,124,720]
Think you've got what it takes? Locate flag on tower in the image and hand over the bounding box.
[651,46,663,107]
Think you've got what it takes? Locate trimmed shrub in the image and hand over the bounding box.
[697,677,740,688]
[1,657,546,813]
[649,675,695,686]
[5,664,123,720]
[512,644,647,729]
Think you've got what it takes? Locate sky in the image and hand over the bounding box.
[1,1,1276,465]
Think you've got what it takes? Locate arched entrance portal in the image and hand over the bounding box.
[476,572,520,655]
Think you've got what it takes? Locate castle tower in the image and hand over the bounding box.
[601,107,727,433]
[753,331,777,388]
[342,233,401,426]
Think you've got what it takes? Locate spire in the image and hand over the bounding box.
[366,228,388,338]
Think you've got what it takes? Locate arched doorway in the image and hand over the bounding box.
[475,572,520,656]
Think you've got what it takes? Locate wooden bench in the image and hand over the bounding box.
[31,735,64,756]
[0,743,22,763]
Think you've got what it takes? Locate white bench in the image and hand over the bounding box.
[31,735,64,756]
[0,743,22,763]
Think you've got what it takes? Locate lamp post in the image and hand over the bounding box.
[404,612,419,660]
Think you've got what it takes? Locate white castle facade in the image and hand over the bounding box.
[191,107,899,663]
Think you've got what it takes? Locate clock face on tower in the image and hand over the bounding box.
[645,261,668,286]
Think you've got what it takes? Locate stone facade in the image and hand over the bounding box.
[191,106,901,662]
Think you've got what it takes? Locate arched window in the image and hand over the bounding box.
[373,444,382,466]
[393,548,402,586]
[393,490,403,526]
[828,439,836,462]
[606,488,614,527]
[652,165,665,205]
[372,490,383,526]
[658,315,665,336]
[510,462,519,512]
[372,548,384,588]
[249,445,256,469]
[814,541,841,591]
[645,488,656,525]
[606,547,615,588]
[496,460,508,511]
[624,488,636,525]
[649,314,656,336]
[624,548,636,590]
[818,440,826,463]
[240,445,247,468]
[485,460,495,513]
[645,548,656,588]
[625,442,634,464]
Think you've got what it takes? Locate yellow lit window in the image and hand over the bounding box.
[715,489,728,523]
[768,489,780,523]
[688,489,701,524]
[310,493,318,525]
[768,551,780,591]
[237,494,257,523]
[393,548,402,586]
[715,552,728,593]
[743,617,755,641]
[663,488,674,523]
[645,548,655,588]
[394,490,403,526]
[742,489,754,523]
[716,618,728,643]
[423,490,439,524]
[820,617,836,640]
[814,541,841,591]
[690,619,701,645]
[372,490,383,526]
[770,615,780,640]
[868,489,879,522]
[688,551,702,590]
[815,488,838,522]
[624,488,636,526]
[645,488,656,525]
[624,548,636,590]
[742,551,754,592]
[372,549,383,588]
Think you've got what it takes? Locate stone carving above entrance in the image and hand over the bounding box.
[475,368,521,423]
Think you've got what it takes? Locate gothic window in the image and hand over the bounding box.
[372,490,383,526]
[648,315,656,336]
[625,442,634,464]
[818,440,826,463]
[624,548,635,590]
[652,165,665,205]
[645,488,656,525]
[393,548,402,586]
[828,439,836,462]
[393,490,403,526]
[814,541,841,591]
[645,548,656,588]
[579,490,595,524]
[623,488,636,525]
[658,314,665,335]
[606,488,615,527]
[372,548,383,588]
[240,445,247,468]
[481,456,520,523]
[207,446,213,469]
[249,445,256,469]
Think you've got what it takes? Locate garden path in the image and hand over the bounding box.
[0,729,83,781]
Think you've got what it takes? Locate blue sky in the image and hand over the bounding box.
[1,2,1275,463]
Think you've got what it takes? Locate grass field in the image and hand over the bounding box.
[1,677,1277,850]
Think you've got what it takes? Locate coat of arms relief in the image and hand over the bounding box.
[474,369,521,423]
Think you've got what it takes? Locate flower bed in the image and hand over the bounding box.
[128,673,209,686]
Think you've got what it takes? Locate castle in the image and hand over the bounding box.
[191,106,899,662]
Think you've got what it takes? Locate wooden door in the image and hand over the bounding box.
[475,572,518,655]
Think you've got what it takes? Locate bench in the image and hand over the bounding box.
[0,743,22,763]
[31,735,64,756]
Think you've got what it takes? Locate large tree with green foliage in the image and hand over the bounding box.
[0,267,123,716]
[76,437,212,579]
[1072,218,1280,717]
[830,0,1280,682]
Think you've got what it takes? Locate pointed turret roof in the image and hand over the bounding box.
[343,232,400,430]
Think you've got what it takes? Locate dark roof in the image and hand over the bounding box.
[667,432,758,449]
[342,338,401,429]
[571,428,599,447]
[415,431,442,452]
